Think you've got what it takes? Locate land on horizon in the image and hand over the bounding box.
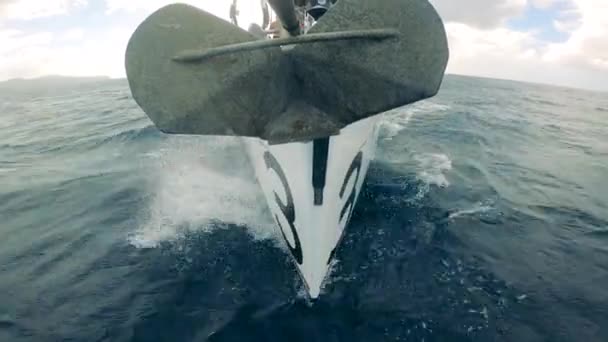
[1,73,605,95]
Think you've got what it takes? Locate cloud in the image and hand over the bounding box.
[0,29,54,78]
[103,0,262,26]
[104,0,202,14]
[446,23,540,60]
[427,0,608,90]
[0,0,87,20]
[429,0,527,28]
[531,0,561,9]
[59,27,85,41]
[444,22,544,78]
[0,0,606,91]
[0,1,260,82]
[443,21,607,91]
[543,0,608,71]
[0,27,128,80]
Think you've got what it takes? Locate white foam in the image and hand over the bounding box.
[448,199,497,220]
[414,153,453,188]
[129,136,277,249]
[449,205,494,219]
[380,109,415,140]
[380,100,451,140]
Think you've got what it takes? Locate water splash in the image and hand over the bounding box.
[414,153,453,188]
[380,101,451,140]
[129,136,277,248]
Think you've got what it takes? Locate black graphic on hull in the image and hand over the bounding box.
[264,151,303,265]
[328,151,364,264]
[339,151,363,224]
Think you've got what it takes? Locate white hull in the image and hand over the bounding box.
[244,116,380,298]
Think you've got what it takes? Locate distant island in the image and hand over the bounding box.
[1,75,112,88]
[0,73,602,99]
[0,75,126,97]
[3,75,111,82]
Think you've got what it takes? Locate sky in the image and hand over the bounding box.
[0,0,606,91]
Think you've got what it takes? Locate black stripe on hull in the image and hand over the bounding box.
[312,137,330,206]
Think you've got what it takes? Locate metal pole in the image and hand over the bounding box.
[172,29,399,63]
[266,0,300,36]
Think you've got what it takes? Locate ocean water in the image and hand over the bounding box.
[0,75,607,341]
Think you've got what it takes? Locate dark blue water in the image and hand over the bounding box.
[1,75,607,341]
